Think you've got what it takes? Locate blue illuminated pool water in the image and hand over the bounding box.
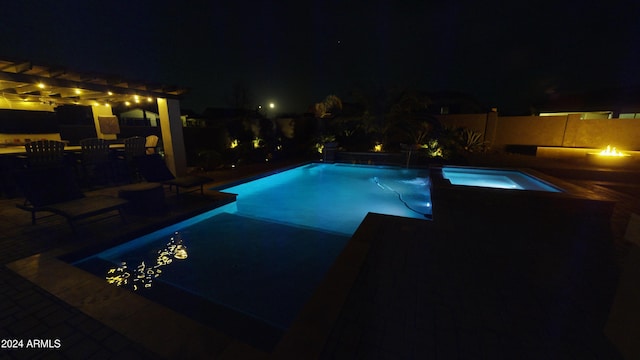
[220,162,432,234]
[73,163,431,347]
[442,166,561,192]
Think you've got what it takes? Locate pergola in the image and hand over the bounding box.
[0,58,189,176]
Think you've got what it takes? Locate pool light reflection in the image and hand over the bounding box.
[105,232,188,291]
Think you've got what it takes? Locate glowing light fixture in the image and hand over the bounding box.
[373,143,383,152]
[37,83,46,89]
[230,139,239,149]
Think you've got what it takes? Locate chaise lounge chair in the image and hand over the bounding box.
[135,154,213,196]
[14,166,128,232]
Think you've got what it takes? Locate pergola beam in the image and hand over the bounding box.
[0,71,182,100]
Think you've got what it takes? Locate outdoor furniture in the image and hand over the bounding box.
[136,154,212,196]
[145,135,159,155]
[79,138,114,186]
[118,182,166,215]
[123,136,147,159]
[80,138,111,162]
[14,165,128,232]
[24,140,66,168]
[119,136,147,182]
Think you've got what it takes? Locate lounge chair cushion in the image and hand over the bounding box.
[39,195,128,222]
[136,154,212,194]
[164,176,212,188]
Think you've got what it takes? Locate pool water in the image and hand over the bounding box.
[442,166,561,192]
[72,163,431,348]
[221,162,432,234]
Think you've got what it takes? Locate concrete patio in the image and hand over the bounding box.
[1,155,638,359]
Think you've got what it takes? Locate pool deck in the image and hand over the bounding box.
[1,155,639,359]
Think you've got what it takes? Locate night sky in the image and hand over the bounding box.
[1,0,638,114]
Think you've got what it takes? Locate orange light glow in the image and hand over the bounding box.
[599,145,625,157]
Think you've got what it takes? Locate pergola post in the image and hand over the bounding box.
[157,97,187,176]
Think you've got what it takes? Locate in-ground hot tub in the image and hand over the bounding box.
[441,166,562,192]
[429,165,615,223]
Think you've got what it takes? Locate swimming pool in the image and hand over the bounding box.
[72,163,431,349]
[70,162,571,349]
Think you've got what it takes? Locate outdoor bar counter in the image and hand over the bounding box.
[0,143,125,155]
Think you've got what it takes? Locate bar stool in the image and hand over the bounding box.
[24,140,66,168]
[119,136,147,182]
[79,138,113,187]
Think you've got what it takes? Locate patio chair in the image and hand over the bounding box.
[145,135,159,155]
[118,136,147,182]
[14,165,128,232]
[79,138,114,186]
[24,140,66,168]
[136,154,212,196]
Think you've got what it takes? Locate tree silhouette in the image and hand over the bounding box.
[314,94,343,119]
